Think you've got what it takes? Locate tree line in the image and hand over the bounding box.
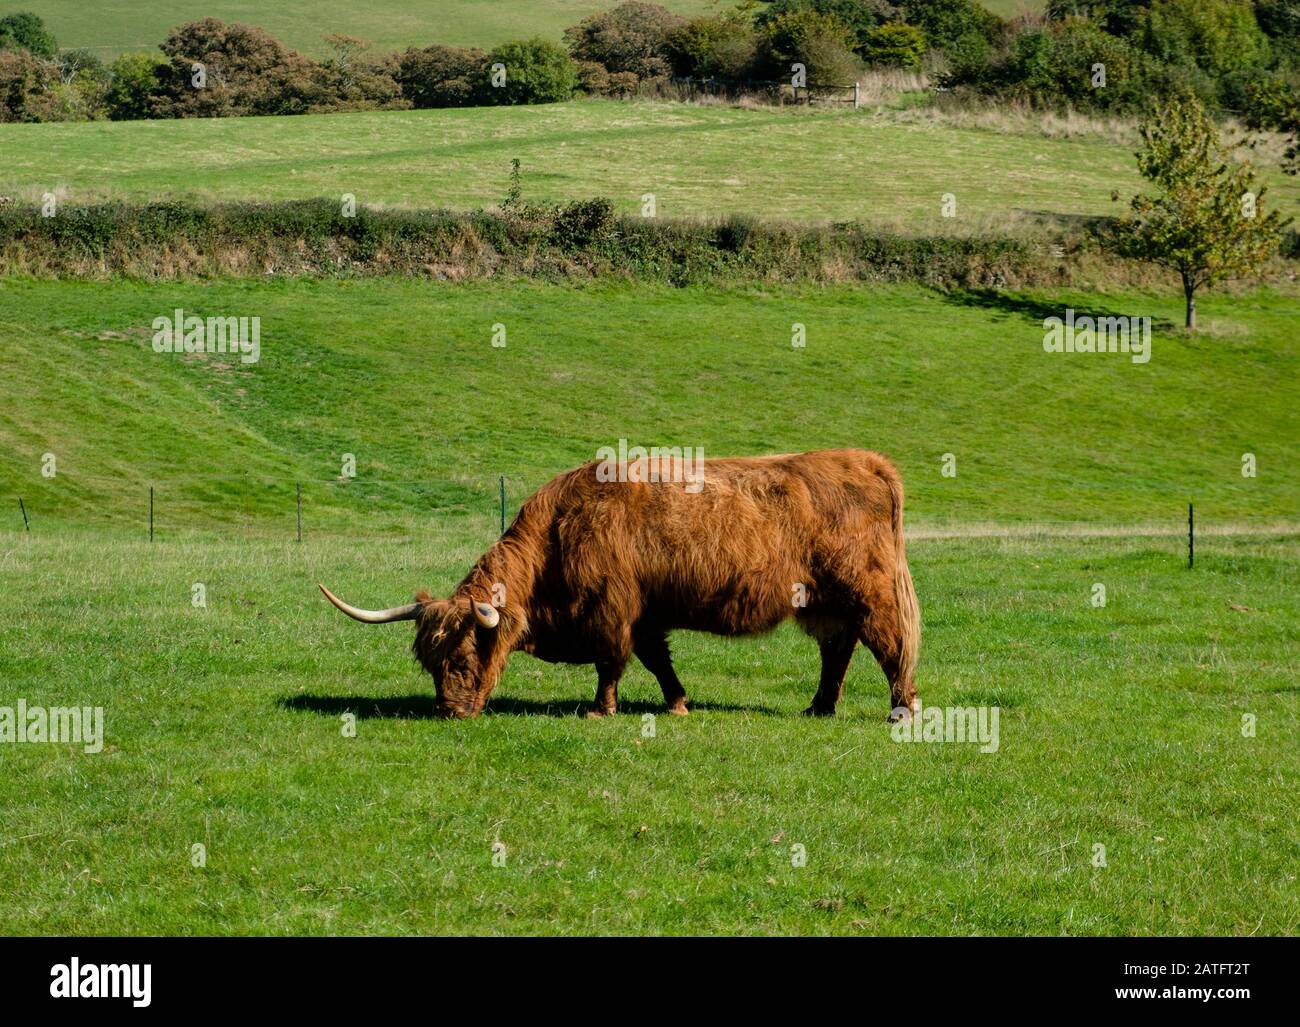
[0,1,1297,130]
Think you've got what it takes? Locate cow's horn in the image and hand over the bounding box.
[473,601,500,629]
[318,583,422,623]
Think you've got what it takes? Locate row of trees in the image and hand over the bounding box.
[1,2,1299,123]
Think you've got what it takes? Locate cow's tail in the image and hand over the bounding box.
[886,470,920,711]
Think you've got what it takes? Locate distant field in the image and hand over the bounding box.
[13,1,717,56]
[8,101,1295,229]
[17,1,1040,57]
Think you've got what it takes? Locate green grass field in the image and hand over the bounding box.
[14,1,718,57]
[9,101,1297,228]
[17,0,1040,57]
[0,275,1297,934]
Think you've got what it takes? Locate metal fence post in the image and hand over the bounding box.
[1188,503,1194,569]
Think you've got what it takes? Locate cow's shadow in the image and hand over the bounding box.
[279,693,779,719]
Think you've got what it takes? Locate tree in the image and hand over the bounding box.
[1113,93,1289,329]
[863,22,925,67]
[759,8,861,83]
[397,45,487,108]
[563,2,686,82]
[483,39,578,105]
[151,19,321,118]
[106,53,163,120]
[0,11,57,58]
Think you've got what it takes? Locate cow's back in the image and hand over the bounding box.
[536,449,900,635]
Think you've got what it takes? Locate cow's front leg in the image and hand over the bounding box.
[586,658,625,718]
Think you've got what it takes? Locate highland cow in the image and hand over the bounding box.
[319,448,920,720]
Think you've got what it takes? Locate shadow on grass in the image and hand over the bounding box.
[939,287,1177,333]
[279,693,780,719]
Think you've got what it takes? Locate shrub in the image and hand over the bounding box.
[863,22,926,67]
[311,35,407,112]
[28,48,112,121]
[895,0,1003,51]
[754,1,901,53]
[106,52,164,120]
[396,44,487,108]
[483,38,578,105]
[0,11,56,58]
[667,11,762,81]
[0,47,49,120]
[563,2,685,81]
[151,18,322,118]
[993,18,1146,110]
[759,8,862,84]
[1136,0,1271,86]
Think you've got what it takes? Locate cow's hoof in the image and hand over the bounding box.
[803,705,836,717]
[585,707,616,719]
[665,701,689,716]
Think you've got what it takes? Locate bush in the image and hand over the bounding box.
[755,1,901,53]
[895,0,1003,51]
[483,38,578,105]
[759,8,862,84]
[0,46,51,121]
[151,18,322,118]
[396,44,487,108]
[1136,0,1270,88]
[563,2,685,82]
[0,11,56,58]
[991,18,1146,110]
[308,37,406,112]
[106,52,164,120]
[28,48,113,121]
[863,22,926,67]
[667,11,762,81]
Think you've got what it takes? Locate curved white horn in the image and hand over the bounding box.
[473,601,500,629]
[318,583,422,624]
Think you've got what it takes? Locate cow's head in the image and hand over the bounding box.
[318,584,503,718]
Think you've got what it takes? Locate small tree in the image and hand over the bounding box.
[1113,93,1289,330]
[0,11,57,58]
[483,39,578,106]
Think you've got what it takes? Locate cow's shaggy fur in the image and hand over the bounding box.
[387,449,918,718]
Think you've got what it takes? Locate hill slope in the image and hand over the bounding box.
[1,277,1295,538]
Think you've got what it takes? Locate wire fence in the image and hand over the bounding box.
[8,474,1297,570]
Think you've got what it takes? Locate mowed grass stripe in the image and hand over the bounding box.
[10,102,1292,227]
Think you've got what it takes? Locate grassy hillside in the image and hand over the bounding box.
[2,277,1296,537]
[16,1,1040,57]
[10,102,1296,228]
[13,1,719,57]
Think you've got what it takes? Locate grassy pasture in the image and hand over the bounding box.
[12,1,719,57]
[1,277,1296,532]
[0,275,1296,934]
[16,1,1040,58]
[0,529,1295,935]
[11,101,1299,229]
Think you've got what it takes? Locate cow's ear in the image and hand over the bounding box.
[473,601,500,629]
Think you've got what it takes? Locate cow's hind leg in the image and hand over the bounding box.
[803,628,857,717]
[634,630,689,715]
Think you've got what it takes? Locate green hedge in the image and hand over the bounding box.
[0,198,1047,287]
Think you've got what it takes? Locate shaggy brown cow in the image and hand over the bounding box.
[319,448,920,720]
